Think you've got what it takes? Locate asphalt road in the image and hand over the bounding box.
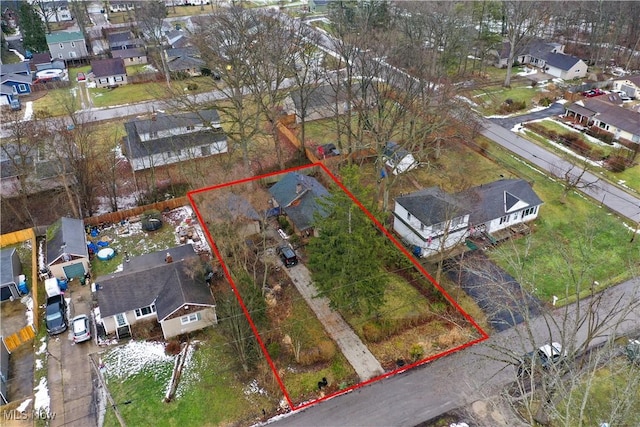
[488,102,567,129]
[480,118,640,223]
[270,277,640,427]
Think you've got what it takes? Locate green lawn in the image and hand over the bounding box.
[472,86,540,116]
[556,357,640,426]
[483,141,640,302]
[103,333,275,427]
[90,83,168,108]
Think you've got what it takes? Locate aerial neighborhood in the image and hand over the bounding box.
[1,1,640,426]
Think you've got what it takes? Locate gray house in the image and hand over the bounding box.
[1,248,22,301]
[91,58,128,88]
[46,217,90,280]
[268,172,330,235]
[96,245,217,340]
[46,31,89,62]
[123,109,228,171]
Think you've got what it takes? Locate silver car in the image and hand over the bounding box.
[72,314,91,343]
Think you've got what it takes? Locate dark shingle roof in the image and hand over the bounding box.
[459,179,543,225]
[46,217,88,264]
[268,172,330,231]
[167,55,205,72]
[0,62,31,76]
[1,73,32,85]
[111,48,146,60]
[91,58,126,78]
[568,98,640,136]
[540,52,582,71]
[123,109,225,159]
[96,245,214,319]
[395,187,468,226]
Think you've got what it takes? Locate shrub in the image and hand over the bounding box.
[298,340,336,366]
[362,321,384,342]
[267,342,281,359]
[410,344,424,362]
[165,340,182,355]
[540,97,552,106]
[187,82,198,91]
[607,155,628,172]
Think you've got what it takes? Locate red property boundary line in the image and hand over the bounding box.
[188,162,489,412]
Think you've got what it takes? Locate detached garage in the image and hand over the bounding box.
[0,248,22,301]
[46,217,90,280]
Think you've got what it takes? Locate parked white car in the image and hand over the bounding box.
[72,314,91,343]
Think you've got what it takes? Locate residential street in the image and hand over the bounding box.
[480,118,640,223]
[271,277,640,427]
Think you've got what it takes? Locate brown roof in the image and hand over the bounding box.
[91,58,126,78]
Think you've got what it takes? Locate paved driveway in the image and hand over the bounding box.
[48,282,98,427]
[488,102,566,129]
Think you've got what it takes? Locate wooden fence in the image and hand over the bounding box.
[83,196,190,226]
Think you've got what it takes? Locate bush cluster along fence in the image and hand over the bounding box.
[524,122,606,160]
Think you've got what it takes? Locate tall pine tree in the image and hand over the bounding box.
[307,166,387,315]
[19,2,47,53]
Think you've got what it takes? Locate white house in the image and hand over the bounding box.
[123,109,228,171]
[393,179,543,257]
[383,141,418,175]
[612,74,640,99]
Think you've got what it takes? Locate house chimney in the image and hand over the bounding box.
[165,253,173,263]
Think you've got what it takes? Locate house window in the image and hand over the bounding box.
[69,51,76,58]
[420,223,424,231]
[187,125,194,130]
[98,78,108,84]
[499,215,509,225]
[180,312,201,325]
[114,76,123,82]
[151,131,158,138]
[201,145,211,156]
[115,313,128,327]
[71,41,75,47]
[58,54,63,59]
[521,206,537,218]
[134,304,156,318]
[59,43,64,49]
[406,212,411,220]
[18,84,26,92]
[176,149,182,156]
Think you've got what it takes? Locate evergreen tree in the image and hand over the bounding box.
[307,166,387,315]
[18,2,47,53]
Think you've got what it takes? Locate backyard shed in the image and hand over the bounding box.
[46,217,90,280]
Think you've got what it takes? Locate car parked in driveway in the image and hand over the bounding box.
[76,72,86,81]
[45,295,68,335]
[277,245,298,267]
[517,342,566,377]
[72,314,91,343]
[582,88,605,97]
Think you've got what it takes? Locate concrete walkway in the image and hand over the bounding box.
[282,263,384,381]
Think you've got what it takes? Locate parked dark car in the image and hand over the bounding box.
[45,295,68,335]
[277,245,298,267]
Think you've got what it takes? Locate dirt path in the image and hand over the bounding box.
[282,262,384,381]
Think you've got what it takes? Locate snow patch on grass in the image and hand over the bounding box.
[103,341,173,380]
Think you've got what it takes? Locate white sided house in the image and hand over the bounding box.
[95,245,217,340]
[393,179,543,257]
[123,109,228,172]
